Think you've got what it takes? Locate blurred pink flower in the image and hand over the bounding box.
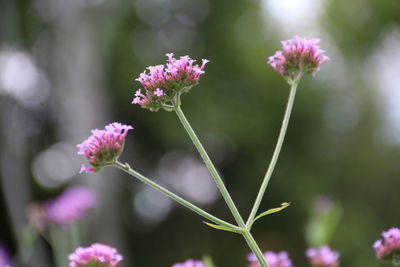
[268,36,329,83]
[43,186,97,225]
[306,246,339,267]
[171,259,204,267]
[0,244,12,267]
[133,53,209,111]
[373,227,400,260]
[69,243,123,267]
[247,251,293,267]
[77,122,133,173]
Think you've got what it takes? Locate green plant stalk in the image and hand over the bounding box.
[113,161,240,232]
[16,225,37,266]
[69,222,80,252]
[246,81,299,227]
[173,105,269,267]
[48,224,68,267]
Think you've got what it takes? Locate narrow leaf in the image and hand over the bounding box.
[252,202,290,225]
[203,222,242,234]
[202,255,217,267]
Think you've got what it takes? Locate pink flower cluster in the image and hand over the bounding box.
[306,246,340,267]
[69,243,123,267]
[268,36,329,83]
[133,53,209,111]
[171,259,205,267]
[247,251,293,267]
[373,227,400,259]
[77,122,133,173]
[43,186,97,225]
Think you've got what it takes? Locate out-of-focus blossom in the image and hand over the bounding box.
[373,227,400,260]
[133,53,209,111]
[69,243,123,267]
[268,36,329,83]
[306,245,340,267]
[171,259,205,267]
[77,122,133,173]
[0,244,12,267]
[247,251,293,267]
[43,186,97,225]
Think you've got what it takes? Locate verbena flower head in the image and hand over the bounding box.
[0,244,12,267]
[69,243,123,267]
[133,53,210,111]
[247,251,293,267]
[43,186,97,225]
[77,122,133,173]
[268,36,329,83]
[373,227,400,260]
[171,259,205,267]
[306,246,340,267]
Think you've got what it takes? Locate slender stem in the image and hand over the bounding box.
[243,231,269,267]
[16,225,37,266]
[114,161,240,231]
[48,225,68,267]
[246,81,299,226]
[69,222,80,252]
[174,105,246,227]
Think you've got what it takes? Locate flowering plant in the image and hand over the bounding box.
[7,36,396,267]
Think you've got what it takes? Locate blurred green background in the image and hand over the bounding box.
[1,0,400,266]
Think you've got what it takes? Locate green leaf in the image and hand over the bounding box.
[202,255,217,267]
[251,202,290,226]
[203,222,242,234]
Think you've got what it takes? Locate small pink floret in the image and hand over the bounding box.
[306,246,340,267]
[171,259,205,267]
[247,251,293,267]
[154,88,164,97]
[374,227,400,259]
[69,243,123,267]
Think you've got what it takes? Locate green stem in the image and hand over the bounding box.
[48,224,68,267]
[174,105,246,227]
[243,231,268,267]
[173,104,270,267]
[16,225,37,266]
[114,161,240,231]
[69,222,80,252]
[246,81,299,227]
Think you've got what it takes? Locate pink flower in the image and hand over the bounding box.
[247,251,293,267]
[306,246,340,267]
[373,227,400,260]
[69,243,123,267]
[77,122,133,173]
[133,53,209,111]
[0,244,12,267]
[268,36,329,83]
[42,186,97,225]
[171,259,204,267]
